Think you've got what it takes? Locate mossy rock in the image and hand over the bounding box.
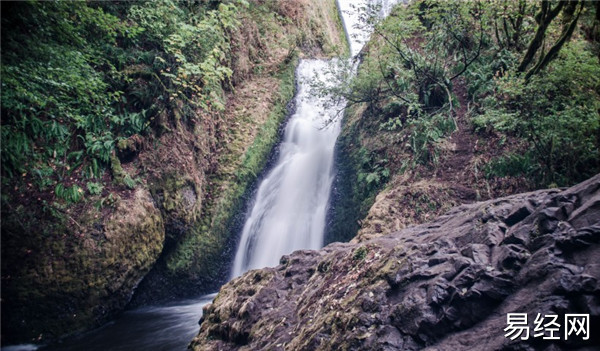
[1,189,164,344]
[150,173,202,244]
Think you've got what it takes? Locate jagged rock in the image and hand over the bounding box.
[190,175,600,350]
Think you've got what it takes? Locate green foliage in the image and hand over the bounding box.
[407,112,456,166]
[341,1,486,109]
[129,0,240,112]
[31,165,55,190]
[352,246,368,262]
[94,192,120,210]
[483,152,537,179]
[474,42,600,186]
[331,0,598,188]
[356,148,390,190]
[87,182,104,195]
[1,0,243,192]
[165,55,298,276]
[1,128,31,178]
[122,175,138,189]
[464,48,518,99]
[1,1,124,181]
[82,132,115,164]
[55,183,84,203]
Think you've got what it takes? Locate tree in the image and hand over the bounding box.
[517,0,584,81]
[318,1,485,117]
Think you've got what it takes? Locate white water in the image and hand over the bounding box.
[338,0,400,57]
[231,0,399,278]
[24,294,216,351]
[230,60,343,277]
[3,2,400,350]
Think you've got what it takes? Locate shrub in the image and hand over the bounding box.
[474,41,600,186]
[87,182,104,195]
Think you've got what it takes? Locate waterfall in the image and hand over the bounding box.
[231,60,343,277]
[231,0,399,278]
[7,2,402,350]
[338,0,400,57]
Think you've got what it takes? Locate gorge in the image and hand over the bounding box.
[4,0,383,349]
[2,0,599,350]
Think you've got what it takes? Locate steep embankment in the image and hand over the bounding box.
[328,1,600,245]
[192,174,600,350]
[1,0,346,344]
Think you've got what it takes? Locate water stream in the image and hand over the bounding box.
[230,59,343,277]
[5,1,397,350]
[231,0,398,278]
[38,295,216,351]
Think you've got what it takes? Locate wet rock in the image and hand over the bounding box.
[190,175,600,350]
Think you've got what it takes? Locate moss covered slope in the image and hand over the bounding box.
[328,1,600,244]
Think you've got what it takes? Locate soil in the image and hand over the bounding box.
[424,75,532,203]
[434,77,479,201]
[354,76,535,242]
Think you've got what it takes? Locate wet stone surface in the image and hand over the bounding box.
[191,175,600,351]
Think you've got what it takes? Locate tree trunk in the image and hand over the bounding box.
[511,0,526,49]
[494,15,504,48]
[517,1,565,73]
[525,1,582,80]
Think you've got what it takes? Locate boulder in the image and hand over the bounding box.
[190,175,600,350]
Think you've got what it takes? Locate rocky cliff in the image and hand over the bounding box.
[191,174,600,350]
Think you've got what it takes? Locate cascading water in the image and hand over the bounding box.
[5,2,398,350]
[230,60,343,277]
[231,0,399,278]
[338,0,399,57]
[36,295,216,351]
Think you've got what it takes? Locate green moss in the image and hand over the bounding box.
[1,0,349,344]
[110,153,126,185]
[327,104,384,243]
[317,260,331,273]
[352,246,368,262]
[164,57,299,278]
[152,173,200,223]
[332,0,350,57]
[116,138,133,152]
[1,189,164,344]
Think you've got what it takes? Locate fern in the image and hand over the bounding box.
[55,183,84,203]
[122,175,137,189]
[86,182,104,195]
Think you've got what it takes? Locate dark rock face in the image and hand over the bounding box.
[190,175,600,350]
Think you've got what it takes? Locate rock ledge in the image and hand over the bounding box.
[191,175,600,350]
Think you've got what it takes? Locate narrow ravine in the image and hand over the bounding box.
[19,2,395,350]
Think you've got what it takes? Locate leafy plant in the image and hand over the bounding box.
[87,182,104,195]
[474,41,600,186]
[407,112,456,166]
[484,152,537,180]
[55,183,84,203]
[122,175,138,189]
[81,132,115,164]
[1,0,245,194]
[31,165,55,190]
[352,246,368,261]
[356,148,390,190]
